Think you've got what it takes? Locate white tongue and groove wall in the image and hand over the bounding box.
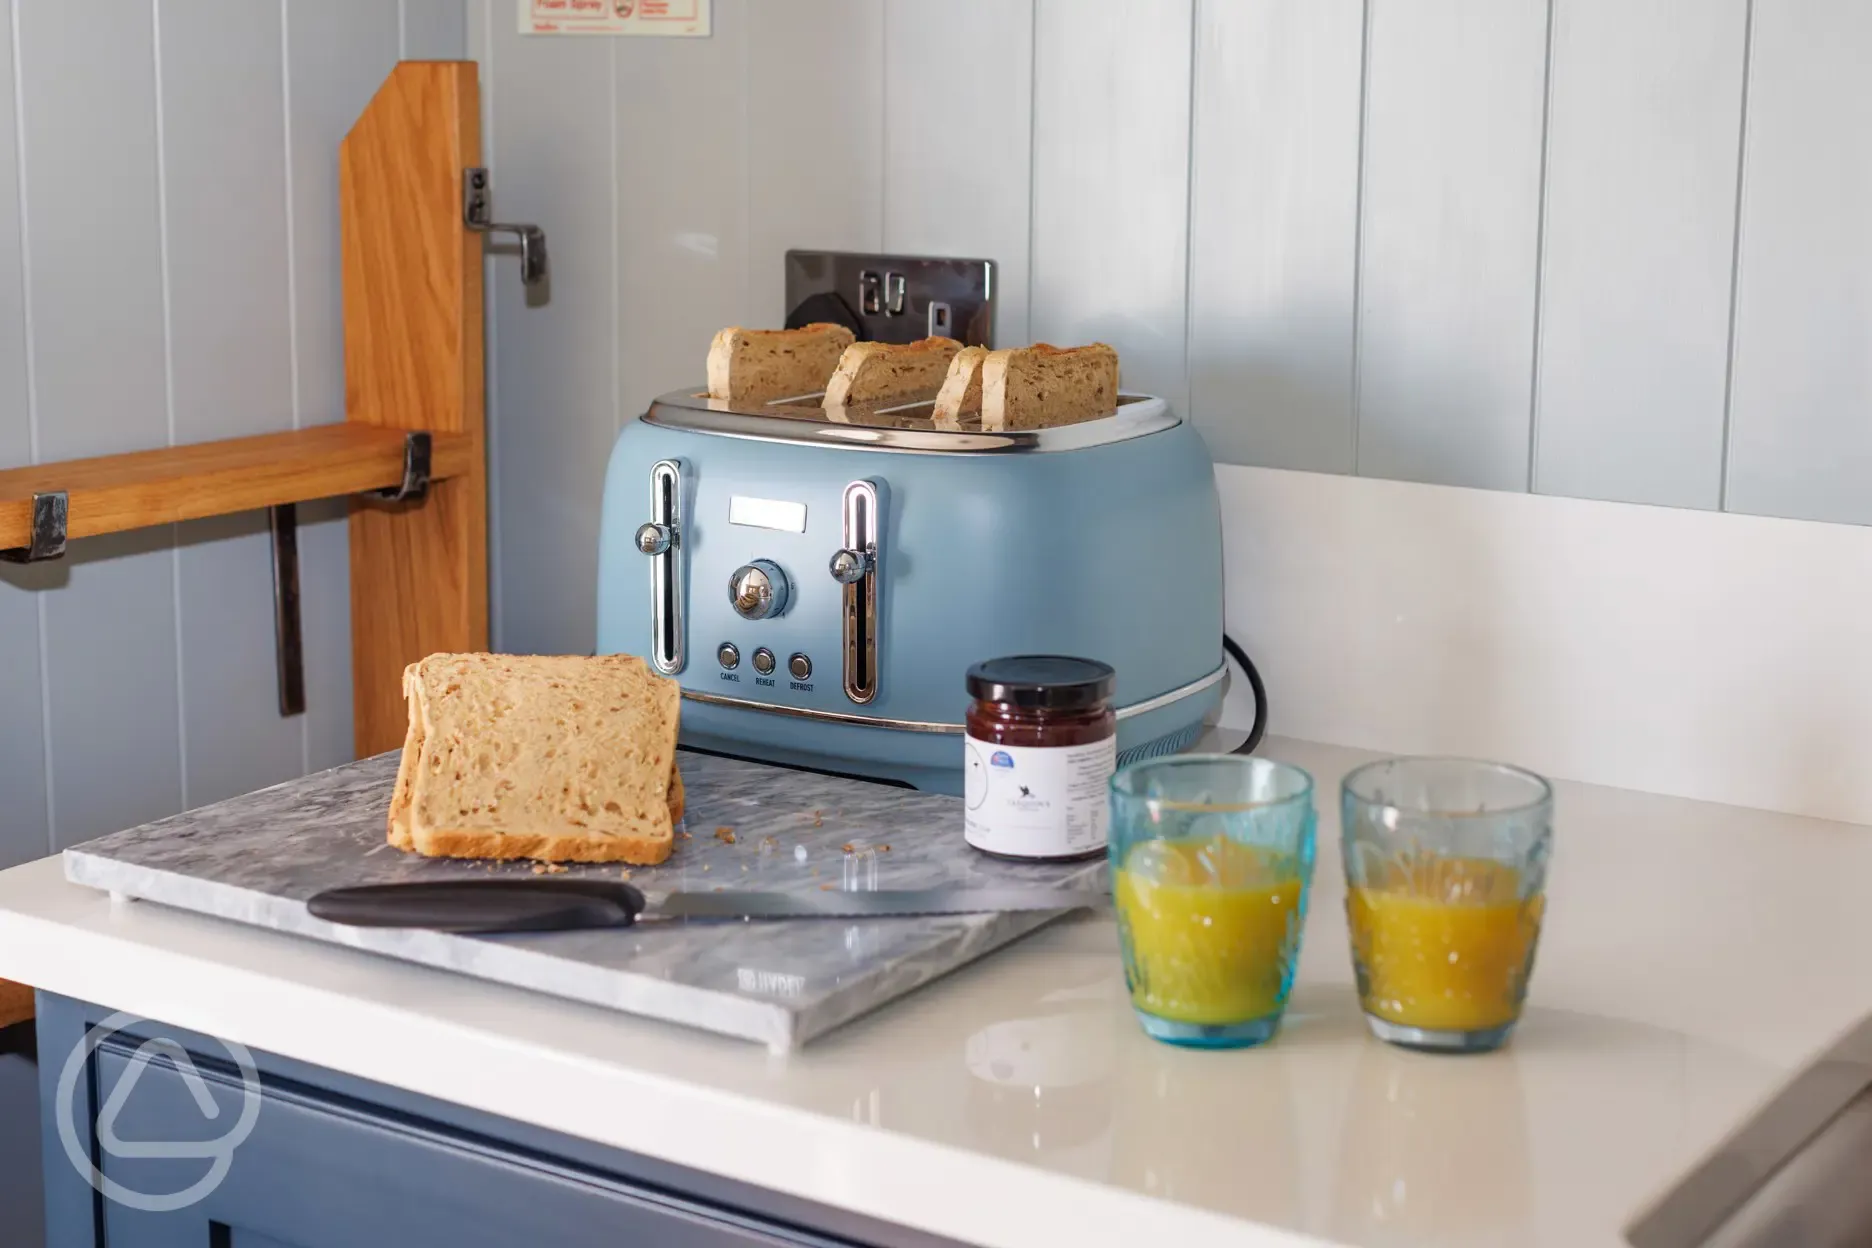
[3,1,1869,870]
[476,0,1872,824]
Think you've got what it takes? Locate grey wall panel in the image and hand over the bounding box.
[1187,0,1362,471]
[484,16,614,656]
[0,0,48,867]
[615,0,750,427]
[1355,0,1548,490]
[881,0,1034,349]
[1030,0,1193,412]
[403,0,468,60]
[16,0,183,847]
[1533,0,1746,510]
[1725,3,1872,525]
[287,1,400,770]
[743,1,882,325]
[159,0,303,808]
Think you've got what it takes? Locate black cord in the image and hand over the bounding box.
[1221,633,1268,756]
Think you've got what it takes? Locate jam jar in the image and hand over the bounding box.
[964,656,1117,861]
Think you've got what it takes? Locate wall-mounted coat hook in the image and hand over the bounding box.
[463,168,547,287]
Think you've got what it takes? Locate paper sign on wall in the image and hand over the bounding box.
[520,0,710,37]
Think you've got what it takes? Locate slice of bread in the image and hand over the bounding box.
[980,343,1120,432]
[389,653,682,865]
[706,323,855,405]
[386,670,684,849]
[822,337,962,411]
[931,345,988,428]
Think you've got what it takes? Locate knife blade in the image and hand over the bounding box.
[305,878,1104,935]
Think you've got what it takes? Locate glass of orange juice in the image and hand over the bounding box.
[1109,756,1316,1049]
[1341,758,1553,1053]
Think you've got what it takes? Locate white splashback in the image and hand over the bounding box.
[1216,464,1872,827]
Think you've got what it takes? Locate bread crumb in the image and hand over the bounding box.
[702,863,710,871]
[879,844,891,853]
[840,843,855,854]
[819,883,836,891]
[714,826,737,844]
[530,863,568,875]
[678,831,692,840]
[618,868,632,880]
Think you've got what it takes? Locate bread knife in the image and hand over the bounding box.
[305,879,1104,934]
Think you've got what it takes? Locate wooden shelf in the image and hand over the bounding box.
[0,424,476,549]
[0,980,30,1031]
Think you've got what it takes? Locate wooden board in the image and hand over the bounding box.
[0,979,30,1030]
[341,62,488,758]
[0,425,475,549]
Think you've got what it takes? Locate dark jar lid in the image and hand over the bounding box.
[965,655,1115,712]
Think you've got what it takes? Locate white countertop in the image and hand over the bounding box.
[1,736,1868,1248]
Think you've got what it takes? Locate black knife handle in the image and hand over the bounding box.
[306,879,648,934]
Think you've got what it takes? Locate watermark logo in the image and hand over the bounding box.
[54,1012,262,1213]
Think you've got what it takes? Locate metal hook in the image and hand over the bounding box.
[463,168,548,287]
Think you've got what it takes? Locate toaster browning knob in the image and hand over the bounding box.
[828,548,871,585]
[729,560,791,620]
[634,522,673,556]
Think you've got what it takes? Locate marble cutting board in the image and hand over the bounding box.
[62,750,1104,1051]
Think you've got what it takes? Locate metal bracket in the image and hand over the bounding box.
[463,168,548,287]
[0,490,68,562]
[374,432,432,503]
[269,503,305,717]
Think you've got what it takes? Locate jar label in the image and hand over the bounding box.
[963,735,1116,858]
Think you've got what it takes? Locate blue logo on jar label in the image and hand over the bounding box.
[990,751,1014,769]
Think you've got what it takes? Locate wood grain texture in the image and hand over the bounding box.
[0,425,475,548]
[341,62,487,757]
[1533,0,1746,510]
[1355,0,1548,489]
[1725,4,1872,525]
[0,981,30,1030]
[1188,0,1362,471]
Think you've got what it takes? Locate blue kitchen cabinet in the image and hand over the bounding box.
[37,994,955,1248]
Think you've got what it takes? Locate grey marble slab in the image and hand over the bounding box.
[63,750,1104,1051]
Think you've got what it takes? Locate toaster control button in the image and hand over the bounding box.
[729,560,791,620]
[752,647,777,676]
[716,642,740,670]
[788,653,812,681]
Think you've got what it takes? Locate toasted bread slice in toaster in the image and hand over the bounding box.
[931,345,989,428]
[980,343,1120,432]
[822,337,962,411]
[706,323,855,405]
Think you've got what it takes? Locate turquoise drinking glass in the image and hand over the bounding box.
[1108,755,1317,1049]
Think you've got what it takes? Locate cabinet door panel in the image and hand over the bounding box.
[94,1045,836,1248]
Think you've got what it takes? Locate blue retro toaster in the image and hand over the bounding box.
[595,389,1225,793]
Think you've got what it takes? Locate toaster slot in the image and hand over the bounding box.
[834,479,882,704]
[635,459,686,675]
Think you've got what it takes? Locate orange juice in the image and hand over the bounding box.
[1347,855,1544,1032]
[1113,839,1306,1025]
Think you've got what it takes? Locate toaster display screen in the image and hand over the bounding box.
[727,495,808,533]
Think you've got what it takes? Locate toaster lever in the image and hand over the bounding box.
[641,460,686,675]
[838,480,884,705]
[828,548,870,585]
